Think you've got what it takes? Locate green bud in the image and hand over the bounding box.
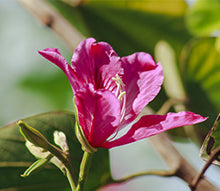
[17,120,51,150]
[18,121,70,175]
[54,131,69,152]
[25,140,66,174]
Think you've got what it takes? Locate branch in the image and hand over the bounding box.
[150,132,220,191]
[190,146,220,191]
[154,41,220,190]
[17,0,84,51]
[112,169,176,184]
[131,103,220,191]
[104,130,219,191]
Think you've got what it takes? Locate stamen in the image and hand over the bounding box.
[112,74,127,123]
[112,74,125,87]
[118,91,126,101]
[112,74,126,100]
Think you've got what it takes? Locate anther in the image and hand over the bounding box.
[112,74,126,101]
[112,74,125,87]
[118,91,126,101]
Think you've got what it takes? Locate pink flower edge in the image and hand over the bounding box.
[101,111,208,149]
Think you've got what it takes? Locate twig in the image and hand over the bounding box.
[150,132,220,191]
[112,169,176,184]
[190,146,220,191]
[17,0,84,51]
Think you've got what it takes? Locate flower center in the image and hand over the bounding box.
[112,74,126,101]
[112,74,126,123]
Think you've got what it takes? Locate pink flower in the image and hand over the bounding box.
[38,38,207,149]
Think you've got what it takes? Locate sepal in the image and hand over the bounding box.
[21,156,52,177]
[73,97,97,153]
[25,140,66,174]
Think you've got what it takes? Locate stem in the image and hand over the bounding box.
[66,167,77,191]
[76,151,93,191]
[48,144,77,190]
[65,154,77,191]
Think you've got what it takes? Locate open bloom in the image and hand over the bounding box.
[38,38,207,150]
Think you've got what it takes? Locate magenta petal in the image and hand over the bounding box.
[91,42,122,91]
[74,84,121,147]
[71,38,96,85]
[71,38,122,90]
[102,111,207,149]
[120,52,163,127]
[38,48,80,93]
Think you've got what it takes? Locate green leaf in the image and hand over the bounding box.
[47,0,191,57]
[63,0,188,16]
[180,37,220,140]
[0,111,111,190]
[185,0,220,36]
[155,41,186,100]
[200,114,220,165]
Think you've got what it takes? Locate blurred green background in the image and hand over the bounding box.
[0,0,73,127]
[1,0,220,190]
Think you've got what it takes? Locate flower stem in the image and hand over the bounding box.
[66,166,77,191]
[76,151,93,191]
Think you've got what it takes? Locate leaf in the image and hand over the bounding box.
[155,41,188,138]
[185,0,220,36]
[155,41,186,100]
[200,114,220,165]
[0,111,111,190]
[47,0,191,58]
[63,0,187,16]
[180,37,220,140]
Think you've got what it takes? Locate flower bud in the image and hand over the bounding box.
[17,120,51,150]
[24,141,65,175]
[54,131,69,152]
